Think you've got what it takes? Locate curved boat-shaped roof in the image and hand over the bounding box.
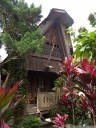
[39,8,74,34]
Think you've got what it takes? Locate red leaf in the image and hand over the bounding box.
[65,57,73,67]
[93,69,96,78]
[53,114,68,127]
[81,59,95,75]
[90,61,95,74]
[75,68,86,74]
[80,98,88,109]
[82,59,90,72]
[62,86,68,91]
[2,81,22,109]
[0,88,5,93]
[1,121,10,128]
[60,94,68,103]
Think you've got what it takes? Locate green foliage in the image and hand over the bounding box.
[52,79,62,91]
[49,106,58,117]
[5,58,28,95]
[50,104,90,126]
[73,27,96,60]
[14,115,41,128]
[88,13,96,27]
[15,29,44,55]
[0,29,44,56]
[0,73,22,127]
[53,57,95,126]
[70,12,96,60]
[0,0,45,94]
[0,0,44,56]
[14,100,26,125]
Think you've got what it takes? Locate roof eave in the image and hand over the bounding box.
[39,8,74,28]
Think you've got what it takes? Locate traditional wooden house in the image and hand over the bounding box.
[25,8,74,114]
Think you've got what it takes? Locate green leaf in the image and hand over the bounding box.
[0,108,14,122]
[80,46,86,52]
[52,87,57,91]
[3,81,22,108]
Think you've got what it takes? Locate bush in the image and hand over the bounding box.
[14,115,41,128]
[14,100,26,124]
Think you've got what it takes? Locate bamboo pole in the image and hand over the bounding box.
[47,44,54,66]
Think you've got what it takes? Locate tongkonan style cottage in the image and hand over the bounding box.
[25,8,74,114]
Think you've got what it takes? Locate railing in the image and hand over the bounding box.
[25,88,60,114]
[37,89,59,111]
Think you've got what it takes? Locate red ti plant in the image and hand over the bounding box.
[0,72,22,128]
[53,113,68,128]
[55,57,96,126]
[75,59,96,126]
[58,57,78,125]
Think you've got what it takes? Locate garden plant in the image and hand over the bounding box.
[52,57,96,127]
[0,72,22,128]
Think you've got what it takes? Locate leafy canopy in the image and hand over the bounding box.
[0,0,44,57]
[74,27,96,60]
[0,0,45,93]
[88,13,96,27]
[72,12,96,60]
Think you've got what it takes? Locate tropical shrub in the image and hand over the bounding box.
[0,73,22,128]
[13,99,26,125]
[53,57,96,126]
[14,115,41,128]
[52,113,68,128]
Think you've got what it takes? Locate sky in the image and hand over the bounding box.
[0,0,96,60]
[25,0,96,29]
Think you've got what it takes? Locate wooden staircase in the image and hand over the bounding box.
[25,91,60,115]
[25,104,40,114]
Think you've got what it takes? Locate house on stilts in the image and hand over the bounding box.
[25,8,74,114]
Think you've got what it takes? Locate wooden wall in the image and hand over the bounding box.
[25,55,62,73]
[26,71,58,104]
[27,71,58,92]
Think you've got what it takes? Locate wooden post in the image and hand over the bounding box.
[37,88,43,118]
[47,44,55,65]
[56,25,65,60]
[59,23,71,57]
[37,88,40,111]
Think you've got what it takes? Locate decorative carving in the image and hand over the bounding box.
[43,26,62,58]
[45,27,59,45]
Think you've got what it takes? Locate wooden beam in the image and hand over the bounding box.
[59,23,71,57]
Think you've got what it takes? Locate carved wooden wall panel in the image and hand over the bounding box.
[43,26,62,59]
[26,56,61,73]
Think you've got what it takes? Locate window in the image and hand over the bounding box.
[43,42,61,58]
[38,77,44,89]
